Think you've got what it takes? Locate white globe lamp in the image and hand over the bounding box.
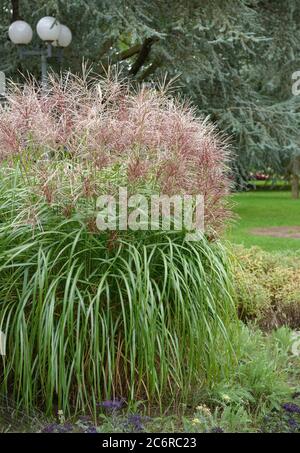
[36,16,60,42]
[8,20,33,44]
[52,24,72,47]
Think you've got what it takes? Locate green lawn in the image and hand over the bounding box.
[227,191,300,252]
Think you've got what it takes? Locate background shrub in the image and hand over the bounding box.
[233,246,300,329]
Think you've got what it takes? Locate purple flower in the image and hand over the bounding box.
[100,399,124,411]
[42,423,57,433]
[42,423,74,433]
[211,427,224,433]
[85,425,98,433]
[288,418,298,429]
[56,424,73,433]
[282,403,300,414]
[126,414,144,432]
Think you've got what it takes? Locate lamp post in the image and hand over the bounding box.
[0,70,6,105]
[8,17,72,89]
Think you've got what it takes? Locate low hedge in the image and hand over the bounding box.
[233,245,300,330]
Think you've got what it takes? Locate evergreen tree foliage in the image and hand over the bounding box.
[1,0,300,183]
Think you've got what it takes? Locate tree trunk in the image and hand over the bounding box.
[11,0,20,22]
[291,173,299,199]
[128,36,159,76]
[290,156,300,199]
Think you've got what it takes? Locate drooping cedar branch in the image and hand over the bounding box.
[117,43,142,61]
[128,36,159,76]
[99,43,142,72]
[100,37,158,76]
[137,58,161,81]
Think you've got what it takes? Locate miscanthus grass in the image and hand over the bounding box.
[0,72,237,415]
[0,165,237,415]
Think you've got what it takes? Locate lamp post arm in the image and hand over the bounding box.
[41,53,48,90]
[18,44,52,58]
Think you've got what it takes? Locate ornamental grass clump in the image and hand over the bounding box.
[0,71,231,232]
[0,71,236,415]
